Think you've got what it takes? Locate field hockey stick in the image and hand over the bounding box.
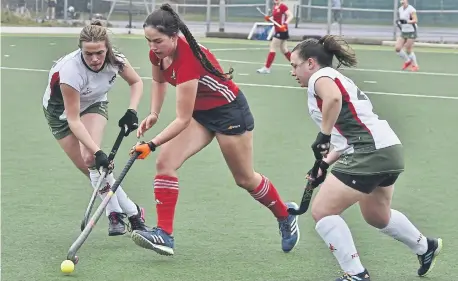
[395,17,410,30]
[287,159,321,215]
[256,6,282,28]
[68,151,141,263]
[80,125,128,231]
[395,20,402,30]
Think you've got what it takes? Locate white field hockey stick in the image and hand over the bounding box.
[68,151,141,264]
[80,125,128,231]
[256,6,282,28]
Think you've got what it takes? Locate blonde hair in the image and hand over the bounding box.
[78,20,124,70]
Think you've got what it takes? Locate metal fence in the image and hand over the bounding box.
[3,0,458,42]
[298,0,458,26]
[295,0,458,42]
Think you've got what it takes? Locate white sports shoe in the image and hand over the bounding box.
[257,66,271,74]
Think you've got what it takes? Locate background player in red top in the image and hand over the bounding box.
[257,0,294,74]
[128,3,300,257]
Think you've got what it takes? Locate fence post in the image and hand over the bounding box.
[392,0,398,40]
[219,0,225,32]
[90,0,93,19]
[151,0,155,13]
[64,0,68,20]
[307,0,311,20]
[326,0,331,35]
[206,0,211,33]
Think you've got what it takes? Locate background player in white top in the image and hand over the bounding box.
[289,35,442,281]
[395,0,419,71]
[42,21,149,236]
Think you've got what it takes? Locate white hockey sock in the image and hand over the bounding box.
[379,209,428,255]
[105,173,138,217]
[397,49,410,62]
[89,169,123,216]
[408,52,418,65]
[315,215,365,275]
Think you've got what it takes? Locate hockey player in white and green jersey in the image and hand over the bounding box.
[289,35,442,281]
[43,21,150,236]
[395,0,419,71]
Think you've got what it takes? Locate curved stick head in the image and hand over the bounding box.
[80,220,86,232]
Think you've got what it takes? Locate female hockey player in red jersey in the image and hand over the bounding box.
[257,0,294,74]
[129,3,300,257]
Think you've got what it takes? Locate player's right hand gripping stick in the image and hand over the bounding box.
[130,141,157,159]
[94,150,110,171]
[311,132,331,160]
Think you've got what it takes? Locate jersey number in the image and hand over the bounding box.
[356,88,368,100]
[344,76,368,101]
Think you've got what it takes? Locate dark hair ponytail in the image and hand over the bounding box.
[90,19,103,26]
[144,4,234,80]
[292,35,357,68]
[318,35,357,68]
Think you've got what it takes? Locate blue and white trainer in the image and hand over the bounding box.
[131,227,175,256]
[278,202,300,253]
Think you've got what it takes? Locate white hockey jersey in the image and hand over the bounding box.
[42,49,124,120]
[398,4,418,33]
[307,67,401,154]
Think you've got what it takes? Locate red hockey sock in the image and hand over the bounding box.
[154,175,179,235]
[265,52,276,68]
[284,51,291,61]
[249,175,289,220]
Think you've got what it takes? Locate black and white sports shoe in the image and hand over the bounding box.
[335,269,371,281]
[417,237,443,277]
[108,212,127,236]
[128,205,149,232]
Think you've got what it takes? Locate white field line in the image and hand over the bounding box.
[217,58,458,77]
[1,66,457,100]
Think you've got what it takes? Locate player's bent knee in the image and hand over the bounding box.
[395,47,402,52]
[155,159,174,175]
[155,156,179,176]
[362,210,391,229]
[234,175,257,190]
[311,202,333,223]
[360,200,392,229]
[82,152,95,168]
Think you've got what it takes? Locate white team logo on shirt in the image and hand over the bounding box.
[81,88,92,96]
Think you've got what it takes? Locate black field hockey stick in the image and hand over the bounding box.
[287,160,321,215]
[395,18,409,30]
[68,151,141,263]
[80,125,128,231]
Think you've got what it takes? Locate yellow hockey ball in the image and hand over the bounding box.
[60,260,75,274]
